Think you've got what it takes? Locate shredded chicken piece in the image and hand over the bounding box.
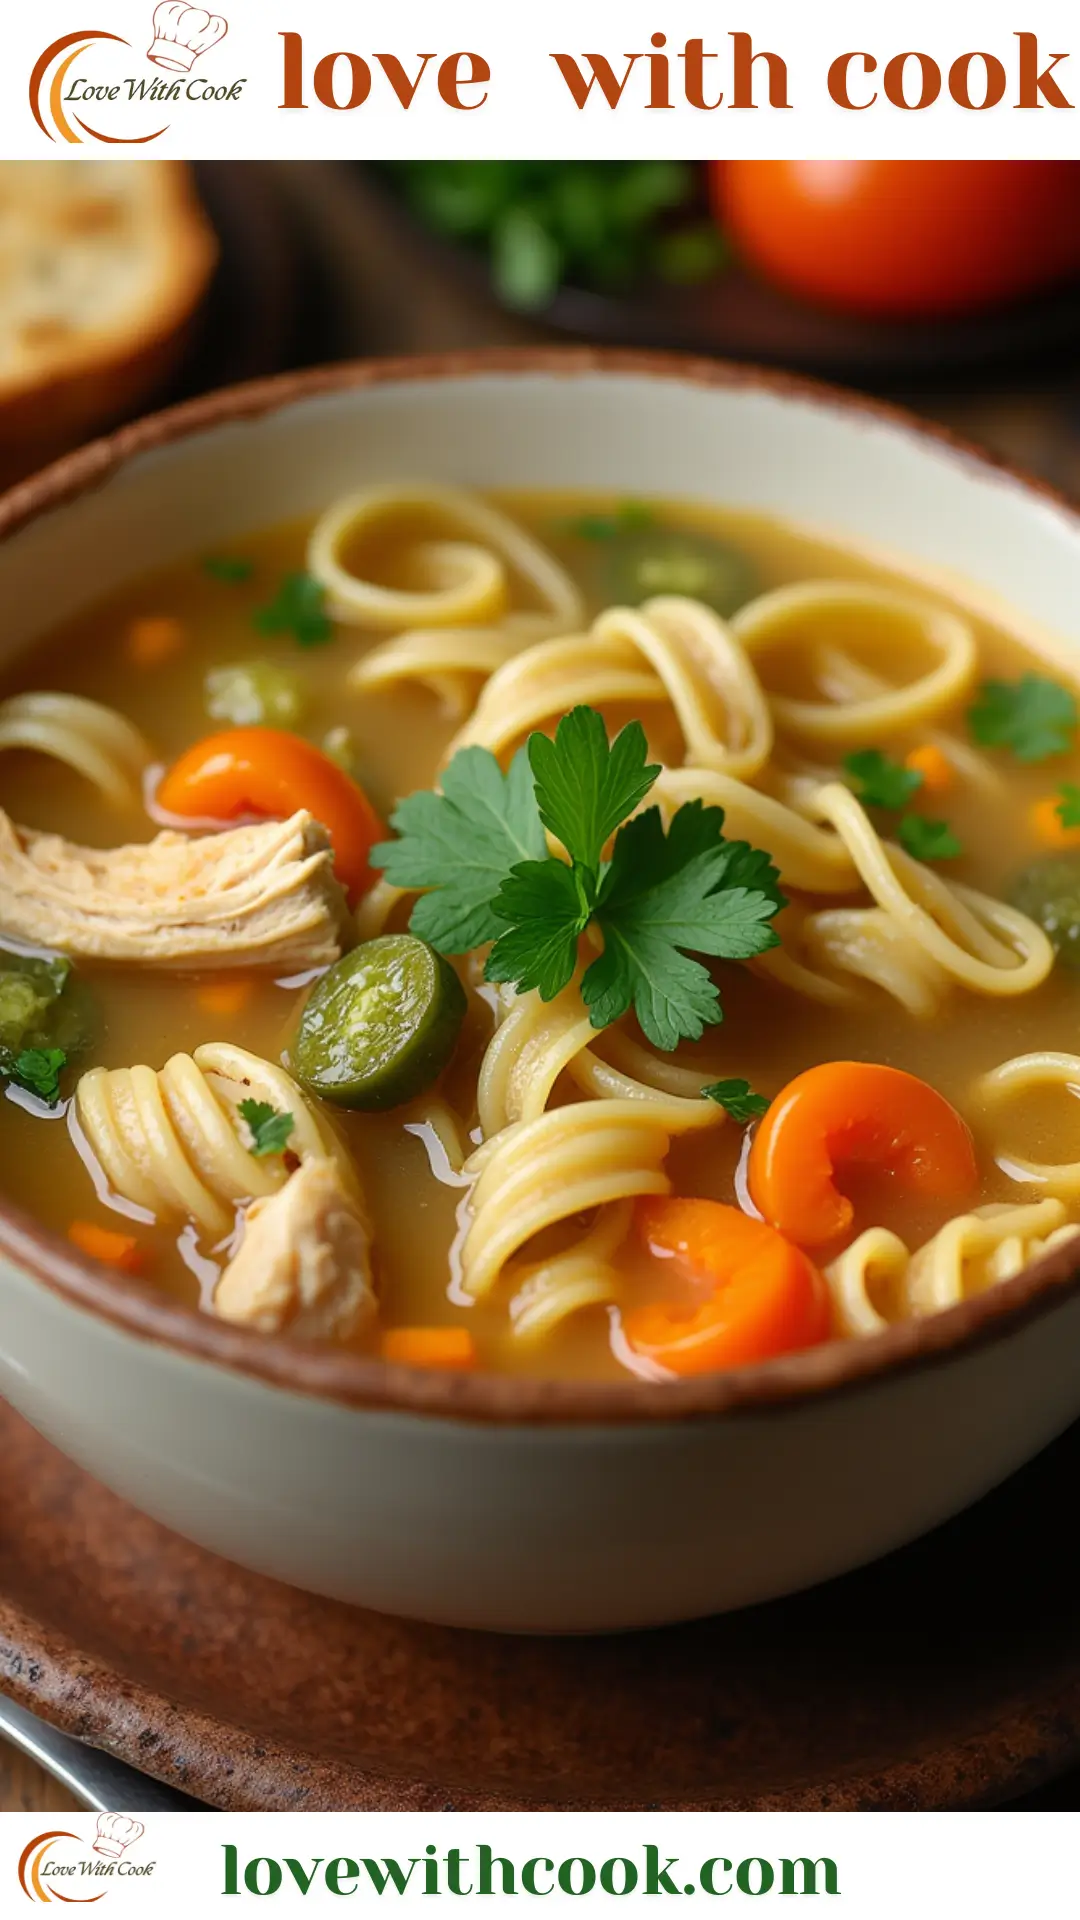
[0,807,350,970]
[213,1159,376,1342]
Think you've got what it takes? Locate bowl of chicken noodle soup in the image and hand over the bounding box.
[4,350,1080,1632]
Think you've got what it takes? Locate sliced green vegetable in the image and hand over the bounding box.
[294,935,467,1111]
[599,526,757,619]
[0,948,95,1060]
[204,661,308,729]
[1010,853,1080,968]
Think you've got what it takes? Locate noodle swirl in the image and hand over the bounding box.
[0,692,151,808]
[731,580,978,746]
[827,1199,1077,1336]
[310,483,583,635]
[76,1043,348,1239]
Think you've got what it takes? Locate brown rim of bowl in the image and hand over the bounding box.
[3,343,1080,1428]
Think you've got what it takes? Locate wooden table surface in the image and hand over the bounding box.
[3,160,1080,1813]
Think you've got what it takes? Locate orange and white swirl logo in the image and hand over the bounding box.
[17,1821,150,1902]
[30,8,232,144]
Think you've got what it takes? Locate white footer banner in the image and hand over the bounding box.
[0,1811,1076,1915]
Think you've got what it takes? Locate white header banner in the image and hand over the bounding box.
[0,1809,1077,1916]
[1,1,1080,160]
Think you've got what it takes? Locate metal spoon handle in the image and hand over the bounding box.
[0,1695,206,1811]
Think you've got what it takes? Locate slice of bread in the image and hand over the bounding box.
[0,161,217,470]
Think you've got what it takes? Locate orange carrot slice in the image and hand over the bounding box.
[156,727,384,905]
[625,1198,831,1375]
[747,1060,977,1249]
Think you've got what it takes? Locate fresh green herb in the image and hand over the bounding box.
[372,747,546,953]
[492,206,564,310]
[702,1077,771,1124]
[968,673,1078,763]
[238,1099,296,1158]
[1057,784,1080,828]
[651,223,730,286]
[563,501,654,543]
[0,1045,67,1106]
[897,815,963,862]
[375,705,786,1053]
[203,555,255,585]
[843,749,924,811]
[390,160,726,312]
[254,572,332,649]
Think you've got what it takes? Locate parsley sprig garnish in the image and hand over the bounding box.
[968,673,1078,763]
[373,706,786,1053]
[1056,784,1080,829]
[843,749,924,811]
[842,747,961,864]
[0,1045,67,1106]
[254,572,332,649]
[702,1077,770,1123]
[897,816,962,862]
[238,1099,295,1158]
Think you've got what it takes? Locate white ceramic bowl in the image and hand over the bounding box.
[3,350,1080,1634]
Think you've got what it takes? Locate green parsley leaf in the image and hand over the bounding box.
[968,673,1078,763]
[238,1099,295,1158]
[487,858,588,1001]
[203,555,255,584]
[897,815,963,862]
[375,712,785,1052]
[1057,784,1080,829]
[373,746,546,953]
[254,572,332,649]
[580,801,783,1051]
[702,1078,771,1124]
[528,707,660,872]
[843,748,924,811]
[0,1045,67,1106]
[562,501,654,542]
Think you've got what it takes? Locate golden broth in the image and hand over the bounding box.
[2,492,1080,1380]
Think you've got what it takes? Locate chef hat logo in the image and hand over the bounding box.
[147,3,228,73]
[93,1814,145,1860]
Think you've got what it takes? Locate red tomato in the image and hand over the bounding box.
[712,161,1080,320]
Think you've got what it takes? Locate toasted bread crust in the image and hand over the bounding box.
[0,161,217,458]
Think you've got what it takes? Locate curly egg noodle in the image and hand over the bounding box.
[2,480,1080,1378]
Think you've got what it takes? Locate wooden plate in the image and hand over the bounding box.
[2,1399,1080,1811]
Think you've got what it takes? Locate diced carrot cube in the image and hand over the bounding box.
[68,1220,144,1273]
[380,1326,477,1371]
